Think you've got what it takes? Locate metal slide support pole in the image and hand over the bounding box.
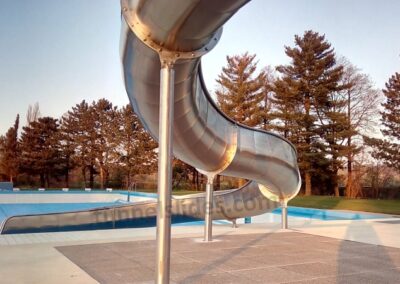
[204,174,215,242]
[281,199,288,229]
[155,59,175,284]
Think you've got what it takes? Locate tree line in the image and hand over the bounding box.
[216,30,399,197]
[0,99,157,189]
[0,29,398,196]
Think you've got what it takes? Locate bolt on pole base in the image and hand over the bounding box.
[155,59,175,284]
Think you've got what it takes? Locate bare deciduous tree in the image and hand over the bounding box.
[338,58,382,197]
[26,102,41,125]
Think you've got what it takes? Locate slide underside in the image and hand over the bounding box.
[0,0,300,234]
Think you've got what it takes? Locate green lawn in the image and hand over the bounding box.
[289,195,400,215]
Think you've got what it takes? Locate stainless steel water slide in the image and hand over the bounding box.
[0,0,300,235]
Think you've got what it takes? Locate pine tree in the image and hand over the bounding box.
[61,100,97,188]
[270,76,301,139]
[0,115,20,183]
[20,117,61,187]
[365,72,400,172]
[91,99,118,189]
[273,30,344,195]
[58,115,77,188]
[216,52,266,127]
[381,73,400,142]
[316,85,350,196]
[116,105,157,188]
[260,66,276,130]
[61,99,118,189]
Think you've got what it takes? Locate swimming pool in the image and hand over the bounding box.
[0,190,391,234]
[272,206,388,220]
[0,191,155,224]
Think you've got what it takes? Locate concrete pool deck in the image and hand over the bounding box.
[0,215,400,283]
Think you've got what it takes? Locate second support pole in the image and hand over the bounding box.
[204,174,215,242]
[281,199,288,229]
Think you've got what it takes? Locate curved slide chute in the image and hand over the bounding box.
[120,0,301,207]
[0,0,300,235]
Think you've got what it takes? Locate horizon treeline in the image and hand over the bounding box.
[0,99,158,189]
[0,30,399,198]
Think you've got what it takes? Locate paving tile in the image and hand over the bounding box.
[280,261,358,277]
[283,250,338,262]
[169,260,225,280]
[172,239,244,251]
[81,257,137,271]
[330,269,400,284]
[84,266,155,284]
[175,272,251,284]
[386,251,400,266]
[231,266,312,283]
[285,276,338,284]
[58,246,116,262]
[204,255,274,272]
[132,253,195,269]
[177,250,229,262]
[321,255,399,273]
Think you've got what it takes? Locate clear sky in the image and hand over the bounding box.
[1,0,399,135]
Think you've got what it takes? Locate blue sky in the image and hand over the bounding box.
[1,0,399,135]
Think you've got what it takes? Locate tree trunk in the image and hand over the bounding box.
[334,184,340,197]
[191,168,196,185]
[305,172,312,196]
[100,166,104,189]
[105,170,109,188]
[65,170,69,188]
[195,171,200,191]
[346,138,353,198]
[346,166,353,198]
[40,173,45,188]
[215,175,221,190]
[65,158,70,188]
[346,90,352,198]
[82,167,87,187]
[89,165,95,188]
[46,173,50,188]
[332,161,340,197]
[126,170,131,190]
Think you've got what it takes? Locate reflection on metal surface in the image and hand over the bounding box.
[258,184,281,203]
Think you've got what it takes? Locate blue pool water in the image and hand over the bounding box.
[0,202,122,222]
[272,206,387,220]
[0,191,154,224]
